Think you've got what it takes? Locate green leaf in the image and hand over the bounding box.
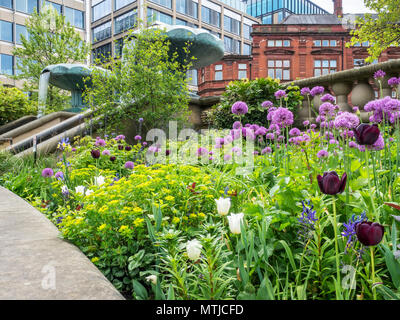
[381,244,400,289]
[132,280,148,300]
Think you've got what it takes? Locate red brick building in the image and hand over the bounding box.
[197,1,400,97]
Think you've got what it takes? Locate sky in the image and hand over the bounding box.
[311,0,375,13]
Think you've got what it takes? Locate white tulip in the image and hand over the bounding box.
[215,197,231,216]
[145,275,157,285]
[227,213,244,234]
[186,239,202,261]
[94,176,105,186]
[75,185,85,194]
[85,189,94,196]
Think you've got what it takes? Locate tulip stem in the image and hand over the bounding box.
[365,149,379,223]
[370,246,377,300]
[332,197,341,300]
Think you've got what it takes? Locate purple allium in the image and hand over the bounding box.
[224,135,233,144]
[310,86,325,97]
[124,161,134,169]
[95,138,106,147]
[224,154,232,162]
[300,87,311,96]
[266,107,277,121]
[334,112,360,129]
[115,135,126,141]
[135,135,142,140]
[91,149,101,159]
[142,142,148,147]
[42,168,54,178]
[148,145,160,153]
[102,149,111,156]
[261,146,272,154]
[231,129,242,140]
[349,141,358,148]
[303,120,310,126]
[261,100,274,108]
[255,126,268,136]
[274,90,287,99]
[197,147,208,157]
[374,69,386,79]
[231,101,249,115]
[388,77,400,86]
[319,102,336,117]
[289,128,301,137]
[353,106,360,113]
[231,146,242,155]
[139,118,144,122]
[321,94,335,103]
[317,150,329,158]
[266,133,275,140]
[310,124,317,129]
[271,107,294,128]
[253,151,259,155]
[55,171,64,180]
[232,121,242,129]
[71,147,76,152]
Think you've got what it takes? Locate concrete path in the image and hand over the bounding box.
[0,186,124,300]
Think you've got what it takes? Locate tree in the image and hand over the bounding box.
[84,24,193,135]
[348,0,400,63]
[12,5,90,113]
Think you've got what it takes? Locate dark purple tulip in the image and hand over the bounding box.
[110,156,116,162]
[317,171,347,195]
[118,144,124,150]
[354,124,380,145]
[125,145,132,151]
[91,149,100,159]
[166,149,171,156]
[355,221,384,246]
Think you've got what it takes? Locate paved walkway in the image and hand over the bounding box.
[0,186,124,300]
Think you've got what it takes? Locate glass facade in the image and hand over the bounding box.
[224,15,240,36]
[243,43,251,55]
[65,7,84,29]
[114,10,137,35]
[246,0,328,24]
[176,0,198,19]
[224,35,241,54]
[92,43,112,62]
[45,1,62,14]
[148,0,172,9]
[0,20,13,42]
[201,6,221,28]
[16,24,29,44]
[92,21,111,43]
[0,0,13,9]
[0,53,13,75]
[16,0,38,14]
[115,0,135,11]
[147,8,173,24]
[92,0,111,22]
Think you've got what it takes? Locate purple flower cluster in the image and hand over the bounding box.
[95,138,106,146]
[317,150,328,158]
[373,69,386,79]
[342,212,367,253]
[231,101,249,115]
[310,86,325,97]
[261,100,273,108]
[270,107,294,128]
[274,90,287,99]
[300,87,311,96]
[298,200,318,242]
[334,112,360,129]
[289,128,301,137]
[388,77,400,86]
[42,168,54,178]
[319,102,336,117]
[364,97,400,123]
[321,94,335,103]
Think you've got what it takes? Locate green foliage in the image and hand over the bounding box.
[84,23,193,135]
[203,78,303,129]
[0,86,37,125]
[12,5,90,113]
[347,0,400,63]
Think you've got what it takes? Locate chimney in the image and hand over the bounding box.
[333,0,343,17]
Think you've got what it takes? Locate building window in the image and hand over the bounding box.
[214,64,222,81]
[243,43,251,55]
[176,0,198,19]
[149,0,172,9]
[16,0,38,14]
[114,10,137,35]
[92,43,112,63]
[201,6,220,28]
[115,0,135,11]
[0,53,14,75]
[224,36,240,54]
[314,39,338,47]
[92,0,111,22]
[65,7,84,29]
[186,69,197,86]
[267,59,290,80]
[92,21,111,43]
[224,15,240,36]
[0,0,13,9]
[114,37,124,57]
[16,24,29,44]
[147,8,172,24]
[268,39,291,47]
[314,59,337,76]
[0,20,13,42]
[45,1,62,14]
[238,63,247,79]
[243,24,251,40]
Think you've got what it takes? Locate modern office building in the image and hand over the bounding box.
[0,0,89,86]
[243,0,328,24]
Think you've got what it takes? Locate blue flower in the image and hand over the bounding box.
[342,212,367,253]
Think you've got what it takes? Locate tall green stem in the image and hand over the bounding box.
[370,246,377,300]
[332,197,341,300]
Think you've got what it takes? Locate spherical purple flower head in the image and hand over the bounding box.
[334,111,360,130]
[253,151,259,155]
[110,156,116,162]
[316,115,325,123]
[321,94,335,103]
[274,90,287,99]
[261,100,273,108]
[91,149,100,159]
[271,107,294,128]
[329,139,338,145]
[223,154,232,162]
[373,69,386,79]
[354,123,380,145]
[232,121,242,129]
[139,118,144,123]
[124,161,134,169]
[102,149,110,156]
[277,135,285,142]
[95,138,106,147]
[134,135,142,141]
[231,101,249,115]
[71,147,76,152]
[341,130,355,140]
[115,135,125,141]
[231,146,242,155]
[300,87,311,96]
[224,135,234,144]
[142,142,148,147]
[310,124,317,129]
[125,145,132,151]
[250,124,260,131]
[289,127,301,137]
[148,145,160,153]
[261,146,272,154]
[55,171,64,180]
[388,77,400,87]
[310,86,325,97]
[196,147,208,157]
[231,129,242,140]
[244,123,252,128]
[42,168,54,178]
[367,134,385,151]
[255,126,268,136]
[266,107,277,121]
[349,141,358,148]
[317,150,328,159]
[215,137,225,148]
[319,102,335,117]
[265,133,275,140]
[303,120,310,126]
[358,144,366,152]
[245,129,256,141]
[353,106,360,113]
[355,221,384,246]
[317,171,347,195]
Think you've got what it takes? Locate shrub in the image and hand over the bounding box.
[0,86,37,126]
[203,78,303,129]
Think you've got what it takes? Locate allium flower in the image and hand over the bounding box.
[224,135,233,144]
[266,107,277,121]
[261,100,273,108]
[196,147,208,157]
[115,135,125,141]
[124,161,134,169]
[231,101,249,115]
[354,124,380,145]
[319,102,336,117]
[139,118,144,123]
[186,239,202,261]
[142,142,148,147]
[55,171,64,180]
[148,145,160,153]
[321,94,335,103]
[310,124,317,129]
[271,107,294,128]
[274,90,287,99]
[95,138,106,147]
[266,133,275,140]
[261,146,272,154]
[231,129,242,140]
[224,154,232,162]
[353,106,360,113]
[355,221,384,246]
[215,197,231,216]
[91,149,101,159]
[255,126,268,136]
[303,120,310,126]
[334,112,360,129]
[71,148,76,152]
[289,128,301,137]
[317,150,328,158]
[349,141,358,148]
[373,69,386,79]
[41,168,54,178]
[310,86,325,97]
[388,77,400,86]
[231,146,242,155]
[300,87,311,96]
[232,121,242,129]
[134,135,142,141]
[317,171,347,195]
[227,213,244,234]
[102,149,110,156]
